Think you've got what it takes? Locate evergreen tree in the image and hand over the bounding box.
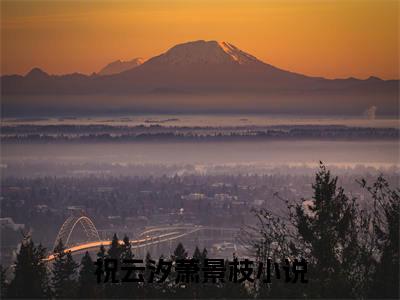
[105,234,124,298]
[119,235,141,298]
[95,244,107,297]
[173,242,187,260]
[144,251,153,280]
[250,163,361,298]
[121,235,134,260]
[52,240,79,298]
[192,246,201,260]
[201,247,208,263]
[295,163,358,297]
[77,251,98,298]
[7,238,50,298]
[363,176,400,298]
[107,233,123,260]
[192,246,202,271]
[193,246,208,269]
[0,265,8,299]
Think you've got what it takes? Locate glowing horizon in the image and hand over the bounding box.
[1,0,399,80]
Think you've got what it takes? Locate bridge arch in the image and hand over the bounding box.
[53,215,100,252]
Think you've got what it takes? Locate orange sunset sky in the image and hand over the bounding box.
[1,0,399,79]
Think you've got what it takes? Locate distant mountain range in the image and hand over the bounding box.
[1,40,398,116]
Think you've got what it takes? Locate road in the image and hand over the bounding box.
[45,225,240,262]
[44,229,199,261]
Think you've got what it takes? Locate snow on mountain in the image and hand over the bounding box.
[98,58,145,75]
[217,41,260,65]
[144,40,264,66]
[1,39,397,117]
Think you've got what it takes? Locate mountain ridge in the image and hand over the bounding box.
[98,57,145,75]
[2,40,391,81]
[1,40,398,116]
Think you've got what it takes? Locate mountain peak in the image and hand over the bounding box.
[25,67,49,79]
[147,40,263,66]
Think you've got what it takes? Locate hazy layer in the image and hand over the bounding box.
[3,114,399,128]
[2,140,398,168]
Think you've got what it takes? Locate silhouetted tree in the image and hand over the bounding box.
[362,176,400,298]
[103,234,124,298]
[107,233,123,260]
[94,244,107,297]
[7,237,50,298]
[249,163,361,298]
[52,240,79,298]
[294,163,358,297]
[121,235,134,260]
[77,251,98,298]
[201,247,208,263]
[193,246,208,270]
[173,242,187,260]
[120,235,142,298]
[193,246,201,260]
[144,251,152,280]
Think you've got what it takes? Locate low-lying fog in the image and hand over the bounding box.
[3,114,400,128]
[2,140,398,176]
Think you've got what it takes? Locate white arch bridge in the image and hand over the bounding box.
[46,214,239,261]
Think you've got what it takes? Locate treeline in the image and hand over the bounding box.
[2,125,398,143]
[2,128,399,143]
[0,239,303,299]
[246,163,399,298]
[1,165,399,298]
[0,237,248,299]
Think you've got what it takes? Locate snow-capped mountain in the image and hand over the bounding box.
[114,40,314,91]
[1,40,398,116]
[143,40,262,66]
[98,58,145,75]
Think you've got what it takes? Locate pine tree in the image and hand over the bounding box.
[144,251,152,280]
[247,164,398,298]
[295,163,358,297]
[173,242,187,260]
[250,163,360,298]
[119,235,141,298]
[192,246,201,260]
[193,246,207,269]
[95,244,107,297]
[77,251,98,298]
[7,237,50,298]
[105,234,124,298]
[107,233,123,260]
[201,247,208,263]
[52,240,79,298]
[121,235,133,260]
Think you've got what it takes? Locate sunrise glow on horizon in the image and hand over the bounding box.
[1,0,399,79]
